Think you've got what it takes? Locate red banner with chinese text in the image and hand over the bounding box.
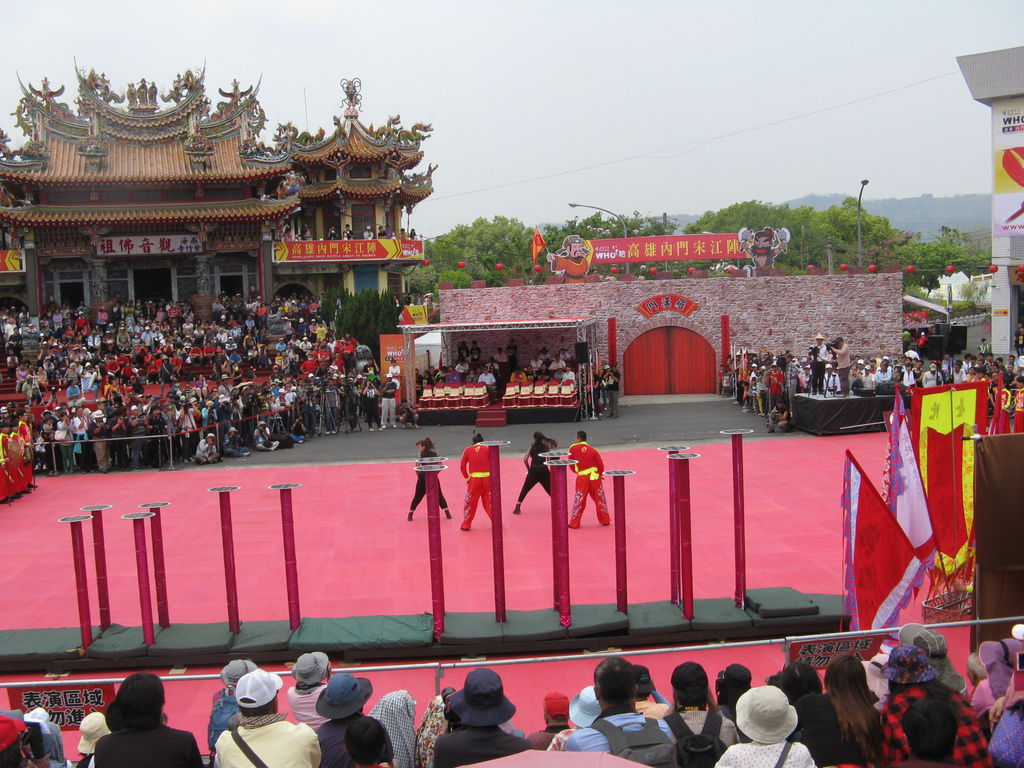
[589,234,739,264]
[274,239,423,263]
[788,635,887,669]
[7,683,116,730]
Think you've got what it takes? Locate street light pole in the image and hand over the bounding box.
[568,202,630,273]
[856,179,869,266]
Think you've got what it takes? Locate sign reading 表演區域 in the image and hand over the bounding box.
[96,234,202,256]
[787,635,887,670]
[635,293,700,320]
[6,682,116,731]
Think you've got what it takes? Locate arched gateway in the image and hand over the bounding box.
[623,326,716,394]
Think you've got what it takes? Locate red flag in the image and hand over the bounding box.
[530,227,547,264]
[842,451,922,630]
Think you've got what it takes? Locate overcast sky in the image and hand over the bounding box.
[2,1,1019,235]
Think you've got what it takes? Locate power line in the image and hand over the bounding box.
[427,72,956,204]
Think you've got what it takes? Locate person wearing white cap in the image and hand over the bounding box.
[214,667,320,768]
[823,364,840,397]
[716,686,814,768]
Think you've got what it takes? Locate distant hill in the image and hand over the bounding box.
[784,193,990,238]
[669,193,990,239]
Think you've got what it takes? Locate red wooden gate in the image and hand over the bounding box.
[623,327,716,395]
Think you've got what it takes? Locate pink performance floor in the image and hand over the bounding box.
[6,431,969,759]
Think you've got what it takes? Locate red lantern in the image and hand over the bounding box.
[687,267,696,275]
[868,264,878,273]
[906,265,916,274]
[648,266,658,275]
[988,264,999,274]
[610,266,619,274]
[495,263,504,271]
[839,263,848,272]
[457,261,466,269]
[726,266,736,274]
[422,259,430,267]
[806,264,816,271]
[945,265,955,275]
[532,264,542,273]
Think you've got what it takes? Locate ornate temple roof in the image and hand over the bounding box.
[0,70,435,210]
[0,196,299,227]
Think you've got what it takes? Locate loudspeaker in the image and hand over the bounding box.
[926,335,946,360]
[877,381,896,397]
[574,341,590,361]
[933,322,951,338]
[948,326,967,353]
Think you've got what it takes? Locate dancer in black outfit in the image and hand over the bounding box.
[409,437,452,521]
[512,431,557,515]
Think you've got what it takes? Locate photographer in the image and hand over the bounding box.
[809,334,829,395]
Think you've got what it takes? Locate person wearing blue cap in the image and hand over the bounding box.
[433,668,530,768]
[316,673,393,768]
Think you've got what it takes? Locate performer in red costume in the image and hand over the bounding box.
[459,432,492,531]
[567,430,610,528]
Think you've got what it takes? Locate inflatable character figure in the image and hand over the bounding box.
[738,226,790,274]
[547,234,593,283]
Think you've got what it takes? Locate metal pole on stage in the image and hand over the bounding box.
[604,470,635,615]
[481,440,511,623]
[540,450,569,609]
[668,453,701,620]
[208,486,242,634]
[721,429,753,608]
[658,445,689,605]
[80,505,112,631]
[415,456,448,640]
[59,514,95,648]
[122,511,156,646]
[140,502,172,629]
[269,483,303,631]
[545,457,577,628]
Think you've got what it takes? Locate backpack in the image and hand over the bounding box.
[591,717,675,768]
[208,687,241,752]
[664,711,728,768]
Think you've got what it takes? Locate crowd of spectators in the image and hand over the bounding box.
[722,332,1024,433]
[2,622,1018,768]
[0,293,428,474]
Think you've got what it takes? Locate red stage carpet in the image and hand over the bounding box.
[5,431,964,759]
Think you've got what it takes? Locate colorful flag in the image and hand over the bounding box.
[842,451,923,630]
[530,227,547,264]
[910,382,988,579]
[990,373,1009,435]
[882,393,935,562]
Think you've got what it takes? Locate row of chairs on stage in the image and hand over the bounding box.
[418,380,579,410]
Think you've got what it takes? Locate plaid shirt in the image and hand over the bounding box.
[881,685,991,768]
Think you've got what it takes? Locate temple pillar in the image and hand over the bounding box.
[195,252,213,295]
[85,256,108,306]
[23,231,39,317]
[260,227,275,300]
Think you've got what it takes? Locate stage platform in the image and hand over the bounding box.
[418,405,578,426]
[0,436,886,672]
[792,393,889,436]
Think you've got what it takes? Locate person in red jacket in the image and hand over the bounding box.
[567,430,610,528]
[459,433,492,531]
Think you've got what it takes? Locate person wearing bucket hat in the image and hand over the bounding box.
[433,668,530,768]
[316,673,392,768]
[717,686,814,768]
[288,651,331,729]
[76,711,110,768]
[215,668,320,768]
[900,623,967,694]
[879,645,991,768]
[206,659,258,756]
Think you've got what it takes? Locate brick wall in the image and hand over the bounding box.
[439,275,903,383]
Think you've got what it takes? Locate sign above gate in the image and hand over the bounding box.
[635,293,700,319]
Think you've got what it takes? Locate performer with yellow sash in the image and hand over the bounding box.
[16,412,35,490]
[459,433,492,531]
[567,430,610,528]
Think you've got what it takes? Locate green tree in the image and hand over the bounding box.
[887,228,989,290]
[322,286,401,361]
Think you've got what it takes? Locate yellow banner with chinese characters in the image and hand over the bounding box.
[0,250,24,273]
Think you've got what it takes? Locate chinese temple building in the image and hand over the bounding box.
[0,68,433,315]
